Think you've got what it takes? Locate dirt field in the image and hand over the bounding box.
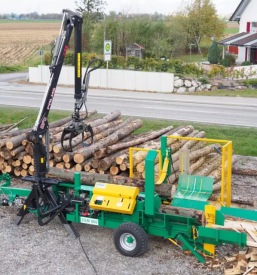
[226,22,239,29]
[0,23,59,64]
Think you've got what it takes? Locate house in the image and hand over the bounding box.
[126,43,145,60]
[218,0,257,64]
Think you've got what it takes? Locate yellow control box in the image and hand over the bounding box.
[89,182,139,215]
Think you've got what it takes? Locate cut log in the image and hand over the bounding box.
[21,169,28,177]
[23,155,32,164]
[49,160,56,168]
[54,153,63,163]
[6,133,27,150]
[91,159,99,169]
[106,126,174,154]
[22,163,28,169]
[94,148,107,159]
[59,119,124,157]
[74,119,143,164]
[11,145,25,156]
[120,163,127,171]
[54,111,121,152]
[110,166,119,175]
[89,169,97,173]
[17,151,27,161]
[1,149,12,160]
[29,165,35,172]
[14,167,22,176]
[56,162,65,169]
[232,167,257,176]
[160,205,205,225]
[25,143,33,155]
[210,194,256,206]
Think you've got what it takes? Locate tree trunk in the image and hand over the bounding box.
[6,133,27,150]
[106,126,174,154]
[232,167,257,176]
[74,120,143,164]
[54,111,121,152]
[160,205,205,225]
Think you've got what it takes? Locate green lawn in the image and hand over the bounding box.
[186,89,257,98]
[0,106,256,157]
[0,19,61,23]
[177,54,207,63]
[224,28,239,34]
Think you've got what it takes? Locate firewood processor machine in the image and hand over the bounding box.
[0,9,256,263]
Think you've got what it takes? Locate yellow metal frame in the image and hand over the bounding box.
[166,136,233,207]
[129,148,162,184]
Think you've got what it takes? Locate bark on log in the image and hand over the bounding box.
[54,111,121,152]
[6,133,27,150]
[1,149,12,160]
[61,120,123,161]
[160,205,205,225]
[106,126,174,154]
[209,194,256,206]
[17,151,27,161]
[74,119,143,164]
[11,145,24,156]
[232,167,257,176]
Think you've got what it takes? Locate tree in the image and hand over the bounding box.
[76,0,106,22]
[175,0,226,54]
[208,40,220,64]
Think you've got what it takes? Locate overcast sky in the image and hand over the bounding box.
[0,0,241,15]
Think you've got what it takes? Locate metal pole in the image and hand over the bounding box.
[41,51,43,83]
[107,61,108,90]
[190,44,192,61]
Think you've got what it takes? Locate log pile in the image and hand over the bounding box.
[0,109,233,202]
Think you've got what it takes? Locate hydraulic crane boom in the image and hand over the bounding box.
[13,9,102,236]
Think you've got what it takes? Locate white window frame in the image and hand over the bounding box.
[251,22,257,32]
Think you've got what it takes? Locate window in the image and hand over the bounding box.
[252,22,257,32]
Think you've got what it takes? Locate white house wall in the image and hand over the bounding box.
[237,0,257,63]
[29,65,174,93]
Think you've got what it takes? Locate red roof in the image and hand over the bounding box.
[133,43,145,50]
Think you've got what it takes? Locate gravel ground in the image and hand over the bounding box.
[1,155,257,275]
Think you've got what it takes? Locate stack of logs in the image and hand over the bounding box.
[0,109,227,194]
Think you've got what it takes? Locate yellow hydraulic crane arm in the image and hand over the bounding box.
[156,153,170,185]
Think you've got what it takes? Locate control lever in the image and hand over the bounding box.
[61,121,94,152]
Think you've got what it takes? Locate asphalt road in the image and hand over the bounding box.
[0,80,257,127]
[0,71,28,82]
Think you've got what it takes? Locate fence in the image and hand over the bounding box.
[29,65,174,93]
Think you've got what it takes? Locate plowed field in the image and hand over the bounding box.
[0,23,59,64]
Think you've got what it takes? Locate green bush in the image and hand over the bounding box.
[43,53,52,65]
[63,52,74,65]
[0,65,23,73]
[134,60,144,71]
[208,40,220,64]
[243,79,257,86]
[242,61,252,66]
[111,56,118,69]
[174,62,184,74]
[160,61,169,72]
[198,77,210,85]
[226,55,236,66]
[220,59,231,67]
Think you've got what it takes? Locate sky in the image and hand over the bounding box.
[0,0,241,16]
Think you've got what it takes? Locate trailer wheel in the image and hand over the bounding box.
[114,222,148,257]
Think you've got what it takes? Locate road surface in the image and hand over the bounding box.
[0,80,257,127]
[0,72,28,82]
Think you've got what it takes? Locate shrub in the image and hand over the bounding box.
[226,55,236,66]
[243,79,257,86]
[242,61,252,66]
[127,56,140,68]
[111,56,118,68]
[174,62,184,74]
[43,53,52,65]
[198,77,210,85]
[134,60,144,71]
[63,52,74,65]
[117,56,127,69]
[207,65,222,79]
[220,59,231,67]
[160,61,169,72]
[208,40,220,64]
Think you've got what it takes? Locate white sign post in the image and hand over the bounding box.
[39,49,43,83]
[104,40,112,89]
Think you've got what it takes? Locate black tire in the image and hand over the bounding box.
[114,222,148,257]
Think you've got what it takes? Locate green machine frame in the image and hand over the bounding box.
[0,147,249,263]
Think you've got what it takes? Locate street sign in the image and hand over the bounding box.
[104,40,112,61]
[39,50,43,56]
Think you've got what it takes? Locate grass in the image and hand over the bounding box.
[177,54,207,63]
[186,89,257,98]
[0,106,256,157]
[0,19,61,23]
[224,28,239,34]
[0,65,27,73]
